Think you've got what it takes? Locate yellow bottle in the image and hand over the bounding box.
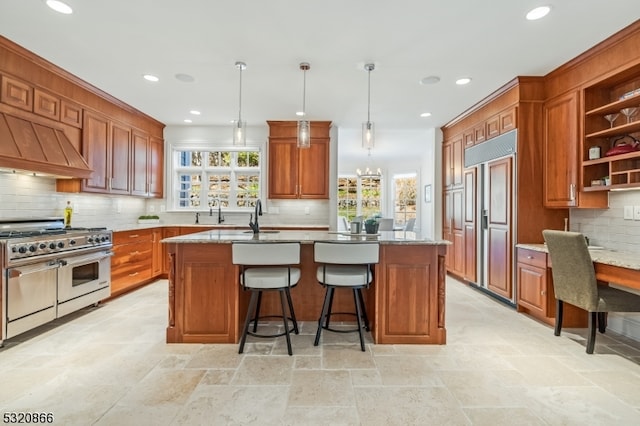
[64,201,73,228]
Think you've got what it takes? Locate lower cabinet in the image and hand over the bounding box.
[111,229,154,296]
[516,247,587,327]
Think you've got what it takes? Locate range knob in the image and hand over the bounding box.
[100,236,107,242]
[39,243,47,250]
[18,246,27,254]
[88,237,94,243]
[49,242,57,249]
[28,245,37,252]
[69,239,76,245]
[57,241,65,248]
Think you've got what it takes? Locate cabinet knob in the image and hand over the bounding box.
[541,290,546,295]
[527,255,533,259]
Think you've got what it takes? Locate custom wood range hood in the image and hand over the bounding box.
[0,108,92,179]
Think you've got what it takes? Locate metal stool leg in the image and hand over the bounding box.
[285,287,299,334]
[252,291,263,332]
[315,286,333,346]
[357,288,370,331]
[353,288,366,351]
[279,289,293,356]
[239,291,259,354]
[324,287,336,329]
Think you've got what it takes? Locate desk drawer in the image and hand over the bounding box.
[517,248,547,269]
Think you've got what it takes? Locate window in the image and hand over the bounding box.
[392,173,417,226]
[171,148,260,210]
[337,175,382,221]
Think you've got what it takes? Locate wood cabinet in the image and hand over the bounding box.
[61,110,163,198]
[582,64,640,192]
[443,188,463,276]
[486,157,512,300]
[463,168,476,283]
[443,136,463,189]
[111,229,154,296]
[516,247,587,327]
[1,75,32,111]
[152,228,163,277]
[33,88,60,121]
[162,227,181,275]
[267,121,331,199]
[543,91,580,208]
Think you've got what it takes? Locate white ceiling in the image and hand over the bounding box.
[0,1,638,160]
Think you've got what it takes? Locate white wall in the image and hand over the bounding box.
[570,190,640,341]
[336,127,440,238]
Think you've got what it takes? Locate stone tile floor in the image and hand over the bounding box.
[1,277,640,425]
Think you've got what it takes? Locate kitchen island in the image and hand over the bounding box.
[163,230,449,345]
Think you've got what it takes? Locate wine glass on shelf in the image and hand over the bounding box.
[620,107,638,123]
[604,113,619,128]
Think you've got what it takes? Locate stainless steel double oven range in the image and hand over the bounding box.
[0,218,113,346]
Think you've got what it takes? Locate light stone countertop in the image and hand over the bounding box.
[516,243,640,271]
[111,223,330,232]
[162,229,450,246]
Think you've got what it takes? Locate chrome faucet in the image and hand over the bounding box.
[195,212,200,224]
[248,199,262,234]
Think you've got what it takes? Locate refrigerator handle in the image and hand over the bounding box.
[481,209,488,230]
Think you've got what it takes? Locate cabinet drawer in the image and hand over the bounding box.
[113,229,153,244]
[113,241,152,266]
[516,248,547,268]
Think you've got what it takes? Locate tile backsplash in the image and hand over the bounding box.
[570,191,640,254]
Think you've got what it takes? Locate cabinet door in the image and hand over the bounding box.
[517,262,547,315]
[443,190,453,270]
[148,136,164,198]
[268,138,298,199]
[82,110,110,192]
[486,114,500,139]
[151,228,163,276]
[299,138,329,198]
[452,189,464,275]
[487,157,512,300]
[500,108,516,134]
[442,141,453,188]
[1,75,32,111]
[463,168,476,283]
[543,91,579,207]
[131,130,149,196]
[452,137,463,187]
[110,122,131,194]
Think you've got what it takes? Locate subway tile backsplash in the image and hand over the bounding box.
[570,191,640,254]
[0,174,330,230]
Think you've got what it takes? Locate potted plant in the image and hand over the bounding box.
[137,214,160,224]
[364,217,379,234]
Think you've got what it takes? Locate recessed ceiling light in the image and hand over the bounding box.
[184,119,193,123]
[419,76,440,85]
[526,6,551,20]
[190,110,201,115]
[175,73,195,83]
[143,74,159,82]
[46,0,73,14]
[456,77,472,85]
[420,112,432,118]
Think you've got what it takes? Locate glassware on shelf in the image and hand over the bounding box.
[604,113,619,128]
[620,107,638,123]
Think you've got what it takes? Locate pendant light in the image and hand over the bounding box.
[297,62,311,148]
[233,61,247,146]
[362,63,375,149]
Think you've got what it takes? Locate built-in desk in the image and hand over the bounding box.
[163,230,449,345]
[515,243,640,326]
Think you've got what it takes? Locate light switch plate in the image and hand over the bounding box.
[624,205,634,220]
[634,206,640,221]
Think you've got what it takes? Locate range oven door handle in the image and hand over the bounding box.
[57,250,114,267]
[8,261,60,278]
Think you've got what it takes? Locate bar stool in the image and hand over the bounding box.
[313,241,379,351]
[232,242,301,356]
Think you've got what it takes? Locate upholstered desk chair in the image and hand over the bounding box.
[542,230,640,354]
[313,241,379,351]
[377,218,394,231]
[232,242,301,356]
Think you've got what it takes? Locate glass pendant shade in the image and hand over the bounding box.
[297,62,311,148]
[297,120,311,148]
[233,120,246,146]
[233,61,247,146]
[362,121,375,149]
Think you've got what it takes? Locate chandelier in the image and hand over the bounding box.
[297,62,311,148]
[232,61,247,146]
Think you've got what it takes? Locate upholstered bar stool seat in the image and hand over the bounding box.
[233,242,301,356]
[314,241,379,351]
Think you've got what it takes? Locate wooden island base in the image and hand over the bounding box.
[165,235,447,345]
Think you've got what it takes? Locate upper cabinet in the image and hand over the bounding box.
[543,91,580,208]
[582,64,640,192]
[443,135,463,189]
[267,121,331,199]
